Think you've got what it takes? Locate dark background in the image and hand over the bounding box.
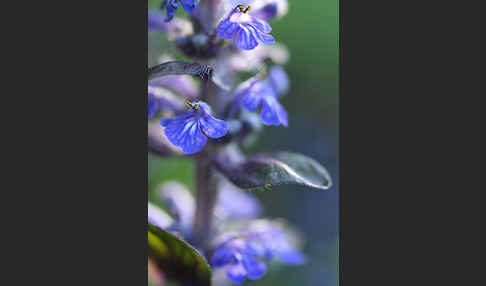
[149,0,338,285]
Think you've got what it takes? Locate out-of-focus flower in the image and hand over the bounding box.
[148,93,159,119]
[148,85,185,119]
[246,220,307,265]
[161,0,200,22]
[217,5,274,50]
[161,101,228,154]
[229,43,290,72]
[211,236,267,284]
[150,55,199,99]
[157,181,195,233]
[215,181,262,220]
[233,66,289,126]
[149,75,199,99]
[148,10,194,39]
[148,202,173,229]
[250,0,288,20]
[211,219,305,284]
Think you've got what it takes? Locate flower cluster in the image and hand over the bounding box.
[149,180,305,285]
[210,220,305,285]
[149,1,291,154]
[147,1,315,285]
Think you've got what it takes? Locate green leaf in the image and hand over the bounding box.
[148,223,211,286]
[148,61,212,81]
[213,150,333,191]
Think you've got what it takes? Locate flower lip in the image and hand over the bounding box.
[161,100,227,154]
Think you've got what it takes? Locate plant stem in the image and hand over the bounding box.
[193,145,218,250]
[193,66,220,251]
[192,0,223,252]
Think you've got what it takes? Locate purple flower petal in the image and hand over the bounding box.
[236,26,259,50]
[241,79,275,112]
[260,95,288,126]
[216,181,262,219]
[248,25,275,45]
[227,262,247,285]
[217,18,241,39]
[199,114,228,139]
[252,3,278,20]
[148,94,159,119]
[157,181,195,229]
[161,113,207,154]
[249,17,272,33]
[180,0,198,13]
[163,0,178,22]
[210,245,235,267]
[148,85,185,113]
[148,11,168,30]
[268,66,290,95]
[242,92,263,112]
[217,6,274,50]
[149,75,198,99]
[245,240,267,257]
[242,254,267,280]
[148,202,173,229]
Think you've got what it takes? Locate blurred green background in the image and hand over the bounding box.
[149,0,338,285]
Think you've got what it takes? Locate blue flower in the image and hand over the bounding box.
[252,227,307,265]
[211,236,267,284]
[216,180,262,220]
[157,181,195,234]
[148,202,173,229]
[150,75,199,99]
[161,0,199,22]
[234,66,289,126]
[148,10,193,38]
[246,220,307,265]
[217,5,275,50]
[251,0,288,20]
[161,101,228,154]
[211,220,305,284]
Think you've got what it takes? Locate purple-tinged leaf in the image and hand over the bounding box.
[148,61,212,82]
[213,148,332,191]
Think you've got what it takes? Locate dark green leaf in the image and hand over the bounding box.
[148,223,211,286]
[213,149,332,191]
[148,61,212,81]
